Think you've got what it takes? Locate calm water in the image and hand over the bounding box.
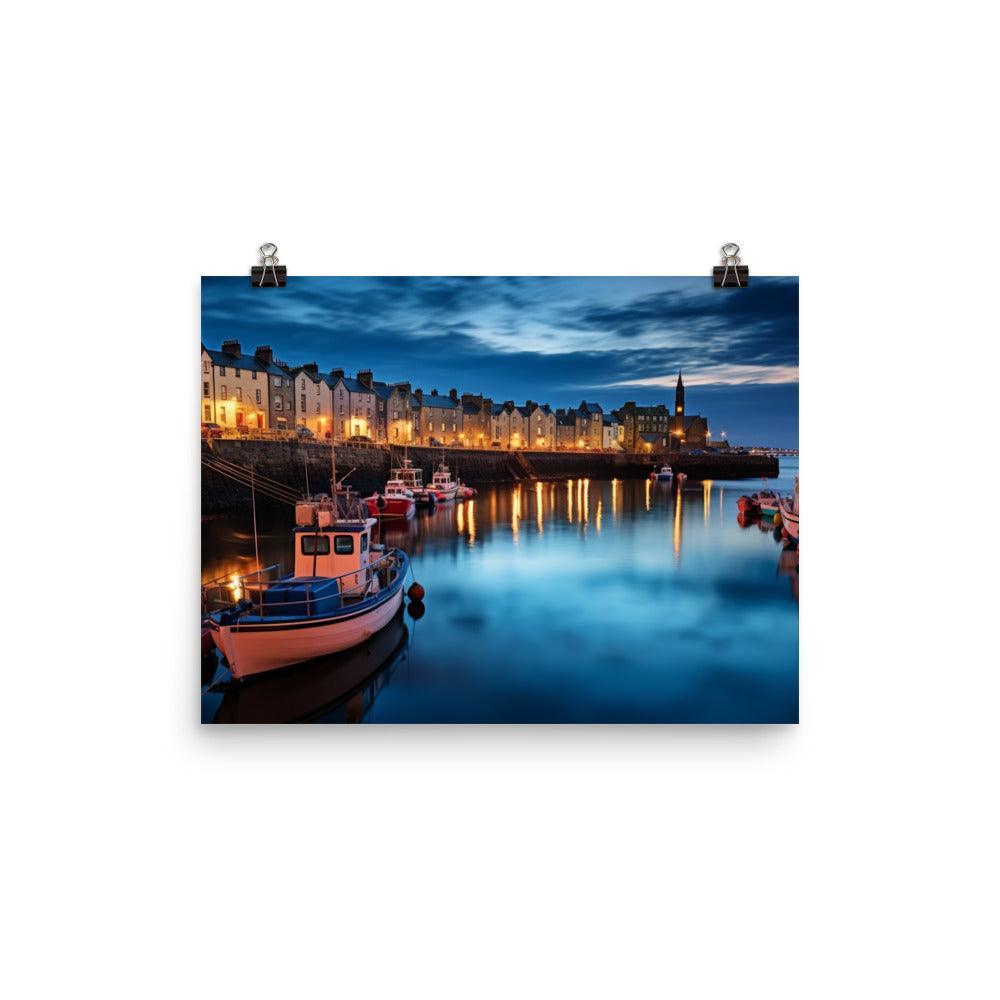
[202,460,798,723]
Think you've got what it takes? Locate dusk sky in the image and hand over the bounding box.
[202,276,798,447]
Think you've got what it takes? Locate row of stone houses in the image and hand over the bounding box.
[201,340,707,449]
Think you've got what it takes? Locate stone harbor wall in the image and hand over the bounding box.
[201,439,778,514]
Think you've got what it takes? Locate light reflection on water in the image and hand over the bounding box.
[202,460,798,723]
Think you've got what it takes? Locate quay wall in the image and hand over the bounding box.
[201,439,778,513]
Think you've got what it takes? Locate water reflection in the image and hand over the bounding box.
[204,611,409,723]
[202,463,799,723]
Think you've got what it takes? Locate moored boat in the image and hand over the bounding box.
[779,476,799,542]
[365,478,416,520]
[650,464,673,481]
[431,460,459,502]
[394,455,437,508]
[204,494,409,680]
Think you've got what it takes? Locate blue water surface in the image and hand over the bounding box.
[202,461,798,723]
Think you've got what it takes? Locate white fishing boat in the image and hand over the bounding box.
[204,494,409,680]
[430,460,459,502]
[394,454,436,508]
[779,476,799,542]
[651,464,673,481]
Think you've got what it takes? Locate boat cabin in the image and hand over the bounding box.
[383,478,413,499]
[294,498,377,594]
[432,464,454,488]
[392,460,423,490]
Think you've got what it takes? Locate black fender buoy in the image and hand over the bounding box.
[407,600,425,621]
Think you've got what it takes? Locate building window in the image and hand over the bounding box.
[393,428,398,439]
[300,394,306,412]
[203,382,209,397]
[236,387,242,401]
[235,369,241,378]
[251,370,257,380]
[204,404,211,421]
[275,397,283,411]
[274,376,281,387]
[203,361,209,373]
[219,366,226,376]
[221,386,228,400]
[255,389,261,404]
[315,403,320,414]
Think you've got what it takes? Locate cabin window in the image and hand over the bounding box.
[301,535,331,555]
[334,535,354,555]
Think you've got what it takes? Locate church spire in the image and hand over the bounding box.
[675,370,685,415]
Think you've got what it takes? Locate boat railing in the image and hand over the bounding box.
[201,551,402,617]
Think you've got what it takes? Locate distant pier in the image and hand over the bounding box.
[201,440,779,514]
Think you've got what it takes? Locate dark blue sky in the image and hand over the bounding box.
[202,276,798,446]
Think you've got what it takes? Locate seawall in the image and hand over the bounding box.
[201,440,778,514]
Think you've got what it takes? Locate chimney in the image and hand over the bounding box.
[222,339,242,357]
[430,388,438,396]
[302,362,318,375]
[357,370,373,389]
[393,381,412,395]
[449,388,458,401]
[414,388,424,403]
[526,399,536,410]
[254,345,273,365]
[330,368,344,380]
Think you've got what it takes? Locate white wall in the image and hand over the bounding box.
[5,4,996,1000]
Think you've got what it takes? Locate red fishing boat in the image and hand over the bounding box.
[365,478,416,520]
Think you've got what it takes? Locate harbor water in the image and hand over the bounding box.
[202,460,798,723]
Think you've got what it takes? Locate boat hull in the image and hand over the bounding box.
[655,473,673,481]
[780,504,799,540]
[365,496,415,520]
[433,484,459,502]
[211,588,405,680]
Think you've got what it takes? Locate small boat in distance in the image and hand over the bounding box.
[365,478,416,520]
[431,459,459,502]
[204,493,409,679]
[393,455,437,508]
[650,464,673,481]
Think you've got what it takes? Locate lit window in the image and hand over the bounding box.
[256,389,261,404]
[204,404,211,420]
[236,388,242,401]
[203,382,209,397]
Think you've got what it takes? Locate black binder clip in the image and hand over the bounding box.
[713,242,748,288]
[251,243,287,287]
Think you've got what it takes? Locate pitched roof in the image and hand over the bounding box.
[205,349,266,374]
[578,401,603,415]
[415,393,457,409]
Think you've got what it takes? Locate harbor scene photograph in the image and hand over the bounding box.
[200,276,799,723]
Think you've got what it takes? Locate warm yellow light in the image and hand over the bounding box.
[229,572,242,602]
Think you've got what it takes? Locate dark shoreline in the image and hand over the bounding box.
[201,439,779,514]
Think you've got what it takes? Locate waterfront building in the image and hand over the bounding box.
[202,340,269,430]
[326,369,378,440]
[617,401,670,451]
[413,388,461,445]
[603,412,622,450]
[460,393,493,447]
[492,402,512,448]
[555,409,576,449]
[373,380,414,444]
[527,402,556,449]
[574,401,604,450]
[253,346,294,432]
[293,363,333,436]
